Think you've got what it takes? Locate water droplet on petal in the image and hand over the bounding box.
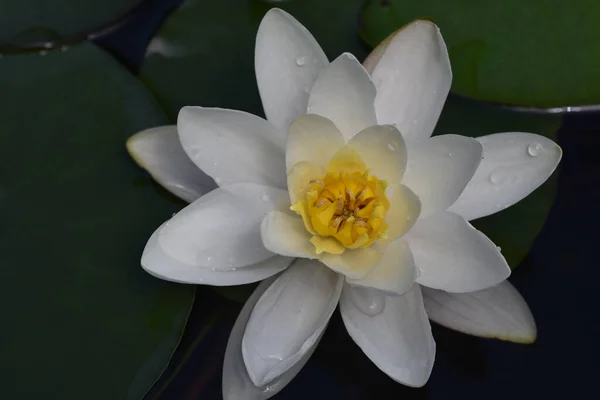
[171,212,176,217]
[489,170,506,185]
[527,143,541,157]
[447,152,452,157]
[214,177,222,185]
[296,56,306,66]
[387,143,396,151]
[261,194,270,202]
[212,161,217,166]
[497,246,502,252]
[495,203,502,209]
[350,286,385,316]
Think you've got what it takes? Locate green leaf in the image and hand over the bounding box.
[434,96,561,268]
[0,43,194,399]
[0,0,142,47]
[360,0,600,108]
[141,0,366,121]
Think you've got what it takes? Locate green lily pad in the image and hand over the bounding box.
[0,43,194,399]
[141,0,366,121]
[360,0,600,108]
[434,96,561,268]
[0,0,142,48]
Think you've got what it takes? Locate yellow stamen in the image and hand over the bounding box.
[290,150,389,255]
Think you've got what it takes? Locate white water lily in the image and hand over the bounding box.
[127,8,561,398]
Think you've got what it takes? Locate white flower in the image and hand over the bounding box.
[127,8,561,398]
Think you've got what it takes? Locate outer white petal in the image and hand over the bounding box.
[158,183,289,269]
[126,126,215,202]
[178,107,286,188]
[307,53,377,141]
[344,124,407,184]
[142,223,292,285]
[402,135,482,218]
[422,281,537,343]
[223,276,322,399]
[346,239,417,296]
[369,20,452,144]
[448,132,562,221]
[285,114,344,170]
[405,211,511,293]
[340,284,435,387]
[261,211,316,258]
[242,259,343,387]
[255,8,328,131]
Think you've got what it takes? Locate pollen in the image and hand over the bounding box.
[291,151,390,255]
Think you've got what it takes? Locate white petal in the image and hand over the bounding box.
[346,239,417,296]
[422,281,537,343]
[223,276,321,399]
[287,161,325,204]
[178,107,286,188]
[126,126,215,202]
[255,8,328,131]
[405,211,511,293]
[402,135,482,217]
[384,184,421,242]
[369,20,452,143]
[242,259,342,387]
[320,247,382,280]
[261,211,316,258]
[142,223,292,285]
[307,53,377,141]
[158,183,289,269]
[344,124,407,184]
[285,114,344,170]
[340,284,435,387]
[448,132,562,221]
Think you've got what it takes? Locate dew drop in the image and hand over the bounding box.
[212,161,218,166]
[214,177,222,185]
[489,170,506,185]
[39,50,48,56]
[262,194,270,202]
[412,119,418,125]
[171,212,176,217]
[527,143,541,157]
[387,143,396,151]
[43,42,52,49]
[350,286,385,316]
[495,203,502,209]
[296,56,306,66]
[447,152,452,157]
[60,45,69,52]
[497,246,502,252]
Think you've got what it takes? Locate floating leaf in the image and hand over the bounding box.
[0,0,142,48]
[0,43,194,399]
[360,0,600,108]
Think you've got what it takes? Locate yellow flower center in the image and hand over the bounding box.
[290,149,390,255]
